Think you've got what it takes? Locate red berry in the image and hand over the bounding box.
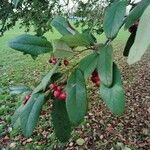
[50,83,56,90]
[95,80,100,87]
[25,95,30,100]
[54,90,61,98]
[91,76,96,83]
[52,59,57,65]
[57,86,62,91]
[23,95,30,105]
[58,92,67,100]
[64,59,69,66]
[94,76,99,82]
[49,57,57,65]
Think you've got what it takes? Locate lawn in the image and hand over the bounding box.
[1,24,149,149]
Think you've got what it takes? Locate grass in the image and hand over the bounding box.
[0,23,130,149]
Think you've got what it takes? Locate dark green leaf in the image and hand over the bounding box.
[33,64,59,93]
[66,69,87,126]
[51,100,72,143]
[12,106,23,129]
[78,53,98,79]
[103,0,127,38]
[20,93,45,137]
[127,4,150,64]
[9,85,32,95]
[97,45,113,87]
[61,32,96,47]
[100,63,125,116]
[123,31,136,57]
[8,34,52,58]
[125,0,150,29]
[51,16,76,35]
[53,40,74,58]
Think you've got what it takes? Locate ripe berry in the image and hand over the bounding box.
[49,57,57,65]
[54,90,61,98]
[49,83,56,90]
[95,81,100,87]
[57,86,62,91]
[25,95,30,100]
[23,95,30,105]
[58,92,67,100]
[64,59,69,66]
[52,59,57,65]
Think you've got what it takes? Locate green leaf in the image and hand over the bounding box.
[78,53,98,79]
[66,69,87,126]
[125,0,150,29]
[8,34,52,58]
[9,85,32,95]
[103,0,127,39]
[97,45,113,87]
[100,63,125,116]
[53,40,74,58]
[51,16,76,35]
[51,100,72,143]
[123,32,136,57]
[127,4,150,64]
[33,64,59,93]
[61,32,96,47]
[12,106,23,129]
[20,93,45,137]
[13,0,24,8]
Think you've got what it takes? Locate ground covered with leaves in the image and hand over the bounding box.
[0,47,149,150]
[0,26,149,149]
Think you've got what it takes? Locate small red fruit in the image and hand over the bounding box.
[25,95,30,100]
[52,59,57,65]
[49,83,56,90]
[95,80,100,87]
[64,59,69,66]
[54,90,61,98]
[57,86,62,91]
[58,92,67,100]
[49,57,57,65]
[23,95,30,105]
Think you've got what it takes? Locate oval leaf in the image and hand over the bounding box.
[97,45,113,87]
[123,31,136,57]
[8,34,52,58]
[61,33,96,47]
[53,40,74,58]
[78,53,98,79]
[51,100,72,143]
[66,69,87,126]
[100,63,125,116]
[33,63,59,94]
[103,0,127,39]
[20,93,45,137]
[127,4,150,64]
[125,0,150,29]
[51,16,76,35]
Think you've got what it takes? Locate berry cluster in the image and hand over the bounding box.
[23,95,31,105]
[90,70,100,87]
[49,57,57,65]
[50,83,67,100]
[49,57,69,66]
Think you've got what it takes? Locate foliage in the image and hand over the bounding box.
[0,0,110,36]
[2,0,150,145]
